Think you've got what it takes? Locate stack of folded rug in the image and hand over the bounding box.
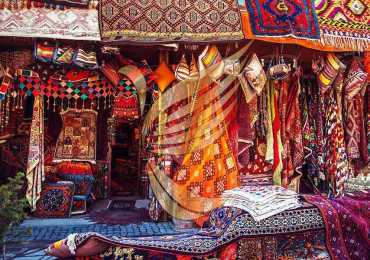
[222,185,301,221]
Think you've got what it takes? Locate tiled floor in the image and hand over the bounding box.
[5,217,185,259]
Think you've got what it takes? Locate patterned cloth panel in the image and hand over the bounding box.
[35,181,74,218]
[99,0,244,42]
[0,7,100,41]
[46,204,324,257]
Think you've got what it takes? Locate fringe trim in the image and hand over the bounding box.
[320,33,370,52]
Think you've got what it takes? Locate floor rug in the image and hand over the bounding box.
[99,0,243,42]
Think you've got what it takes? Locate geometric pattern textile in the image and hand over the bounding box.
[0,7,100,41]
[26,94,45,210]
[243,0,320,39]
[35,181,75,218]
[45,205,324,257]
[54,109,97,163]
[99,0,244,42]
[315,0,370,50]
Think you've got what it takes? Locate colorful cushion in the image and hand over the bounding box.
[57,161,93,175]
[35,43,55,62]
[53,47,74,65]
[73,49,98,69]
[243,53,267,94]
[344,59,368,98]
[199,45,224,80]
[175,54,190,81]
[35,181,74,218]
[318,53,346,93]
[154,61,175,92]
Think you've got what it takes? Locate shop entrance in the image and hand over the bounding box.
[110,122,141,197]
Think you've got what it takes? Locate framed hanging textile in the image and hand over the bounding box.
[54,109,97,163]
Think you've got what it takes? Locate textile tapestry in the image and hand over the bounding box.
[13,69,114,105]
[315,0,370,50]
[305,191,370,260]
[26,95,45,211]
[0,0,92,9]
[35,181,74,218]
[99,0,243,42]
[242,0,320,39]
[72,231,329,259]
[46,205,325,257]
[0,7,100,41]
[54,109,97,163]
[143,45,252,222]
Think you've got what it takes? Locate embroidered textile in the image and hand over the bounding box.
[315,0,370,51]
[46,205,324,257]
[305,192,370,260]
[54,109,97,163]
[322,88,351,196]
[0,0,91,9]
[0,7,100,41]
[142,47,252,221]
[12,69,114,103]
[243,0,320,39]
[238,230,329,259]
[99,0,243,42]
[26,94,45,210]
[279,74,304,187]
[35,181,74,218]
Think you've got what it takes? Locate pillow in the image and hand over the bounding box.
[175,54,190,81]
[154,61,175,92]
[73,49,98,69]
[199,45,224,80]
[344,59,368,98]
[243,53,267,94]
[318,53,345,93]
[35,43,55,62]
[53,47,74,65]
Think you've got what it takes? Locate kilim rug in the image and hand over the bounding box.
[315,0,370,50]
[0,7,100,41]
[99,0,244,42]
[305,191,370,260]
[46,204,325,257]
[53,109,97,163]
[242,0,320,39]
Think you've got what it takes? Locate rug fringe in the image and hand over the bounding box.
[320,34,370,52]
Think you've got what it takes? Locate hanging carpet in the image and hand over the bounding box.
[239,0,370,51]
[53,109,97,163]
[315,0,370,51]
[99,0,243,42]
[0,7,100,41]
[242,0,320,39]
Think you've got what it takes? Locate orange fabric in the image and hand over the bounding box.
[240,10,358,52]
[154,61,176,92]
